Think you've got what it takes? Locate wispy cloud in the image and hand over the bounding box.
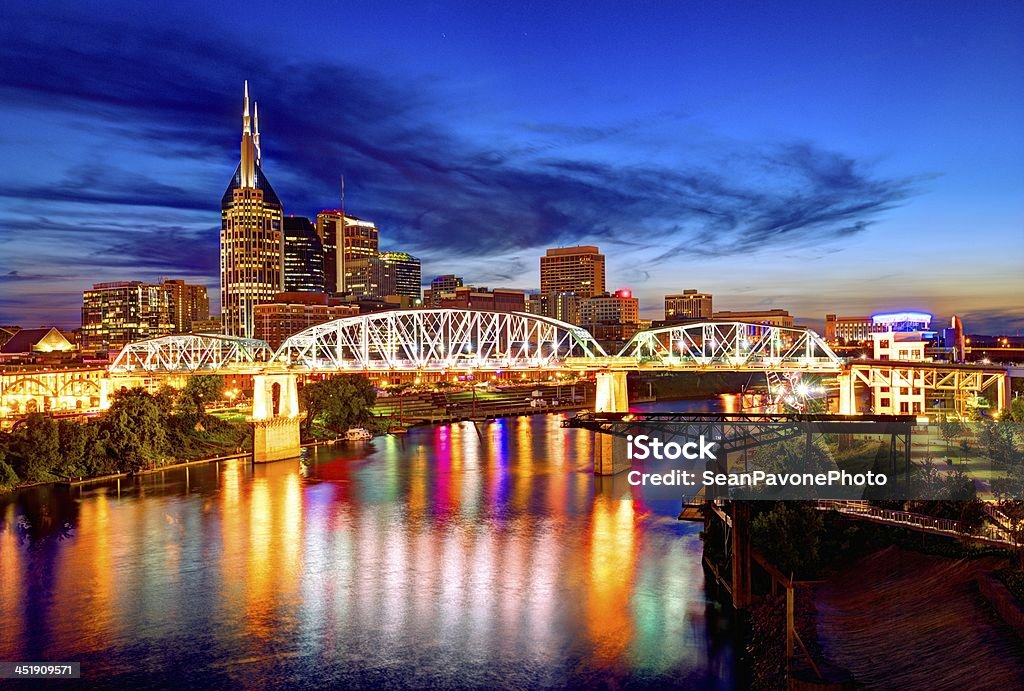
[0,6,923,326]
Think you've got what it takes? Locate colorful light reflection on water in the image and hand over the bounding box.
[0,404,735,688]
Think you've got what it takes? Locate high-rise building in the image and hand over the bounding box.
[665,290,712,323]
[540,246,605,298]
[283,216,325,293]
[317,211,379,295]
[162,279,211,333]
[580,289,641,346]
[82,280,209,353]
[221,82,284,338]
[581,289,640,326]
[424,274,464,307]
[378,251,421,301]
[343,251,421,301]
[527,291,582,325]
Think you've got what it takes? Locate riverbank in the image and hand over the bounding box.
[814,546,1024,689]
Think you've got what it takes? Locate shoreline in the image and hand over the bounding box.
[2,394,709,496]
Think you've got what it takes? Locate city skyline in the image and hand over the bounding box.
[1,2,1022,333]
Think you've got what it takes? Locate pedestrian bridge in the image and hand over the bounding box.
[104,310,845,374]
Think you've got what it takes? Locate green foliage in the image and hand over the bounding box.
[752,502,824,579]
[939,415,966,450]
[978,421,1021,468]
[0,459,18,488]
[9,414,62,482]
[301,375,377,436]
[102,388,171,472]
[181,375,224,417]
[1005,397,1024,423]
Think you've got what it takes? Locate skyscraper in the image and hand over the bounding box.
[664,290,712,323]
[161,279,211,332]
[540,246,606,298]
[317,211,379,295]
[283,216,325,293]
[378,251,422,301]
[221,82,284,338]
[81,279,207,354]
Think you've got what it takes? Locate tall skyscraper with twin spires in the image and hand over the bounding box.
[220,81,284,338]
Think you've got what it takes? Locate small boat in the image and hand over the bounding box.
[389,426,409,435]
[344,427,373,441]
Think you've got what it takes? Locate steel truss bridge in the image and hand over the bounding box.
[273,309,606,371]
[109,333,273,373]
[101,313,844,374]
[0,309,1013,418]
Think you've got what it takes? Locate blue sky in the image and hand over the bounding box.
[1,1,1022,333]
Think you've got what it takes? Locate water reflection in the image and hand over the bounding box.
[0,403,733,688]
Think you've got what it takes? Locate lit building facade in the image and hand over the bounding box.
[665,290,712,323]
[424,274,464,307]
[254,292,360,349]
[825,314,879,343]
[435,286,526,313]
[161,279,210,333]
[221,82,284,338]
[527,291,582,325]
[581,289,640,326]
[283,216,325,293]
[81,280,189,353]
[317,211,379,295]
[345,251,421,301]
[379,251,421,301]
[711,309,794,328]
[540,246,606,298]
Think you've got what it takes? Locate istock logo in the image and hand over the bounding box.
[627,434,718,461]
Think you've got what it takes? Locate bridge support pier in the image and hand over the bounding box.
[594,371,630,475]
[837,371,856,415]
[251,373,301,463]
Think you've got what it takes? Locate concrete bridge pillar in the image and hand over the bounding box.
[251,372,301,463]
[594,371,630,475]
[837,371,857,415]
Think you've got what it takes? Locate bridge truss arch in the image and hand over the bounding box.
[617,321,844,371]
[109,333,273,373]
[274,309,607,371]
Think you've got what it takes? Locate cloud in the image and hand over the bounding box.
[0,5,924,325]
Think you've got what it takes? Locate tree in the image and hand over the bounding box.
[752,502,824,579]
[9,413,61,482]
[102,388,171,472]
[54,420,92,478]
[181,375,224,417]
[1005,397,1024,423]
[939,415,966,455]
[301,376,377,436]
[0,443,18,489]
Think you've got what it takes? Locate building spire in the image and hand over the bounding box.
[242,80,251,134]
[253,101,261,164]
[240,81,255,186]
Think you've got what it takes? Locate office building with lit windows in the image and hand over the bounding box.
[82,279,207,354]
[317,211,379,295]
[424,274,464,306]
[540,246,606,298]
[220,82,284,338]
[711,309,794,328]
[253,292,359,349]
[283,216,325,293]
[665,290,712,323]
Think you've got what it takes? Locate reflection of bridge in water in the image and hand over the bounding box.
[0,309,1013,458]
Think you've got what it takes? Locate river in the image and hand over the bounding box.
[0,401,738,688]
